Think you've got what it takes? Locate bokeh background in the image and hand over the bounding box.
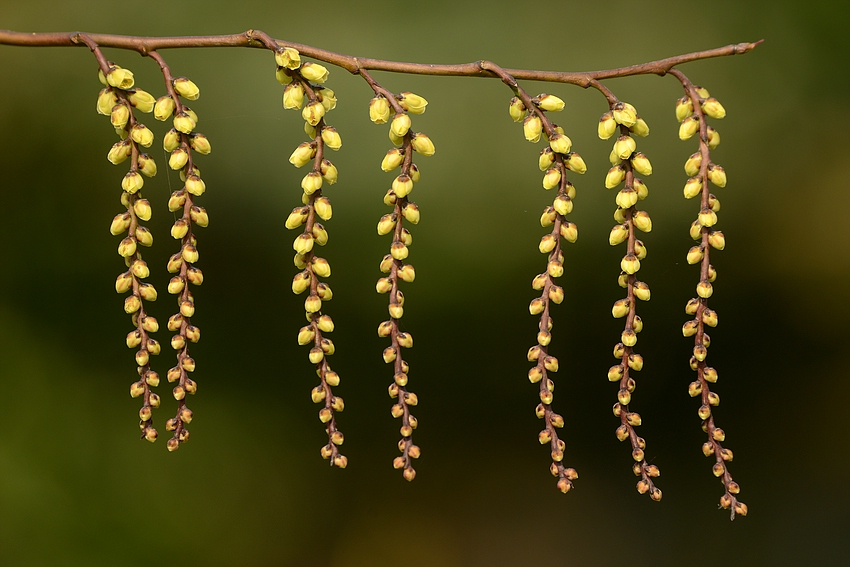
[0,0,846,565]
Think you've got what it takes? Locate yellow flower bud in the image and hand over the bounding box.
[173,112,196,134]
[630,153,652,176]
[686,245,704,265]
[130,124,154,148]
[97,88,118,115]
[609,224,628,246]
[391,114,412,138]
[634,178,648,200]
[190,134,211,155]
[294,233,314,255]
[398,264,416,283]
[605,165,626,189]
[300,62,329,83]
[275,47,301,69]
[377,214,397,235]
[169,149,189,171]
[126,89,155,114]
[312,257,332,278]
[539,234,557,254]
[708,165,727,187]
[162,128,180,153]
[697,281,713,299]
[289,142,316,168]
[379,254,394,273]
[106,67,134,90]
[633,281,651,301]
[675,96,694,121]
[630,116,649,137]
[538,147,555,171]
[683,176,703,199]
[684,152,702,176]
[402,202,420,224]
[540,206,557,227]
[136,154,156,178]
[283,82,305,110]
[400,92,428,114]
[553,195,573,216]
[302,101,325,126]
[699,208,718,227]
[508,96,526,122]
[548,133,572,155]
[311,197,331,222]
[319,159,338,185]
[110,104,129,129]
[560,221,578,243]
[370,95,391,124]
[708,230,725,250]
[122,172,144,194]
[320,126,342,151]
[612,298,630,318]
[679,116,699,140]
[547,260,564,278]
[701,97,726,119]
[392,174,414,199]
[523,115,542,142]
[707,126,720,149]
[612,102,637,127]
[542,167,561,190]
[172,77,199,100]
[301,171,323,195]
[181,243,198,263]
[408,133,435,158]
[621,254,640,274]
[598,111,617,140]
[305,294,322,314]
[381,148,404,172]
[633,210,652,233]
[621,329,637,347]
[107,140,132,165]
[565,153,586,174]
[614,135,636,160]
[536,93,565,112]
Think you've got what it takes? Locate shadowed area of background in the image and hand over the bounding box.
[0,0,847,565]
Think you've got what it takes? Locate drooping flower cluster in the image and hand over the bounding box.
[279,46,347,468]
[149,55,211,452]
[675,80,746,518]
[512,91,584,493]
[599,101,661,501]
[370,85,433,481]
[99,62,161,443]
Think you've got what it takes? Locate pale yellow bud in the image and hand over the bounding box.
[301,171,323,195]
[190,134,211,155]
[400,92,428,114]
[129,124,154,148]
[162,129,180,153]
[392,174,413,199]
[548,133,572,154]
[523,115,542,142]
[565,153,586,174]
[683,176,703,199]
[312,223,328,246]
[314,197,332,221]
[540,206,557,227]
[110,104,129,129]
[283,82,305,110]
[107,140,132,165]
[684,152,702,176]
[402,202,420,224]
[370,96,391,124]
[377,214,397,235]
[137,154,156,178]
[508,97,526,122]
[598,111,617,140]
[560,221,578,243]
[173,77,200,100]
[319,126,341,151]
[318,88,336,112]
[675,96,694,121]
[630,116,649,137]
[687,245,704,265]
[300,62,329,83]
[679,116,699,140]
[381,148,404,172]
[699,207,718,227]
[609,224,628,246]
[539,234,557,254]
[96,88,118,116]
[701,97,726,119]
[621,254,640,274]
[553,195,573,216]
[275,47,301,70]
[630,153,652,176]
[106,67,134,90]
[708,230,725,250]
[305,293,322,314]
[292,270,311,294]
[634,178,648,200]
[616,188,638,210]
[411,133,435,156]
[542,167,561,190]
[707,126,720,149]
[391,113,412,138]
[538,147,555,171]
[302,101,325,126]
[122,172,144,194]
[614,135,636,160]
[289,142,316,168]
[633,210,652,233]
[312,257,331,278]
[294,233,314,255]
[697,281,713,299]
[536,93,565,112]
[612,298,630,318]
[633,281,651,301]
[605,165,626,189]
[169,149,189,171]
[320,159,338,184]
[708,164,727,187]
[173,112,196,134]
[612,102,637,127]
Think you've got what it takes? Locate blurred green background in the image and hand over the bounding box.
[0,0,846,565]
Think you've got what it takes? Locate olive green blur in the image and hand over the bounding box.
[0,0,846,565]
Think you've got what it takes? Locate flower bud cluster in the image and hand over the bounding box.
[676,81,745,518]
[98,62,160,443]
[369,82,433,481]
[513,89,581,493]
[279,47,347,468]
[156,65,209,452]
[600,100,661,501]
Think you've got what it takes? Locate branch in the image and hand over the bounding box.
[0,30,762,85]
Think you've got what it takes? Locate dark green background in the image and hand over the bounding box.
[0,0,846,565]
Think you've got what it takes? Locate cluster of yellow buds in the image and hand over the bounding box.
[371,86,432,481]
[513,91,582,493]
[600,101,661,501]
[279,46,347,468]
[154,70,209,452]
[99,62,161,443]
[676,85,746,518]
